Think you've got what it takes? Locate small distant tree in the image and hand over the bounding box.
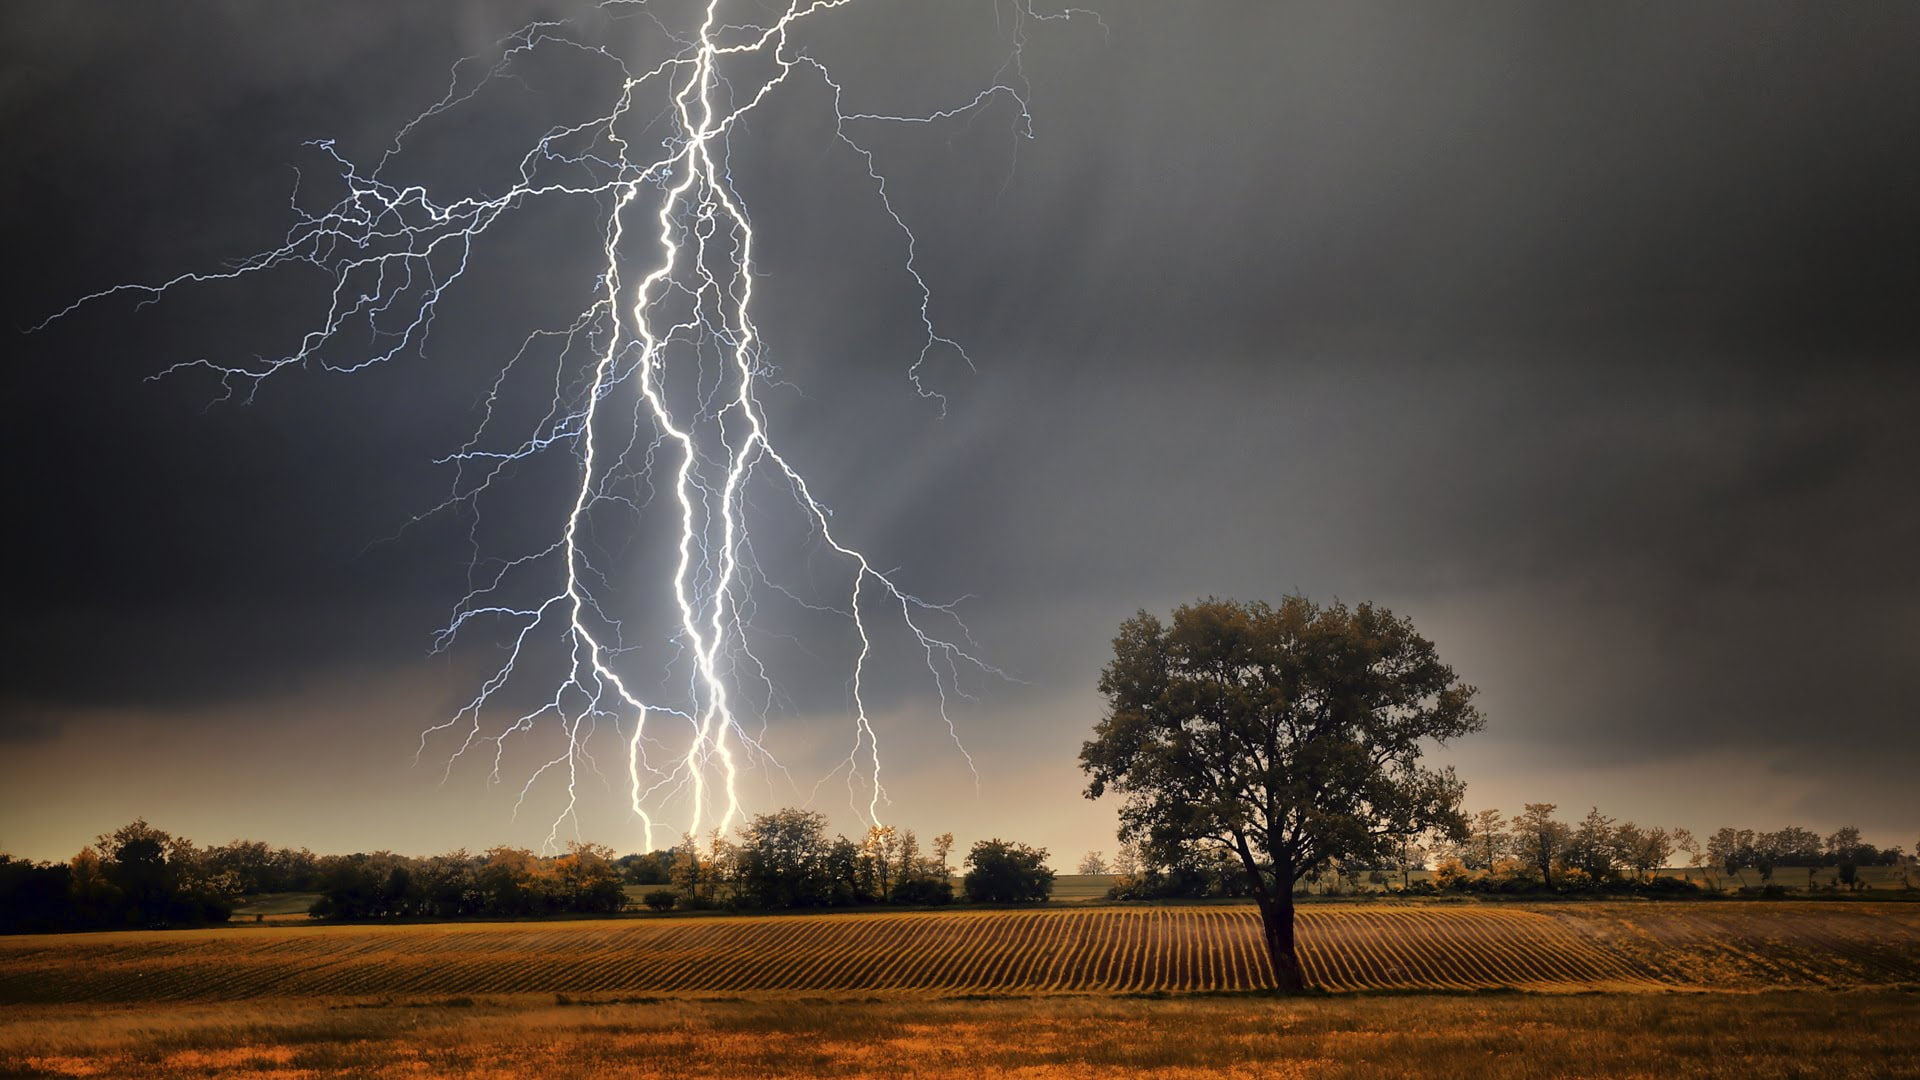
[475,847,541,916]
[67,848,119,925]
[1565,807,1619,883]
[825,835,864,905]
[668,830,736,906]
[1105,841,1147,898]
[706,829,739,902]
[1771,826,1821,867]
[1706,827,1755,888]
[1111,841,1251,899]
[736,810,835,909]
[963,839,1054,903]
[1077,851,1109,876]
[415,850,480,917]
[89,819,234,925]
[1827,826,1866,889]
[893,829,922,884]
[1753,827,1821,889]
[887,828,954,904]
[203,840,274,895]
[95,820,178,925]
[1613,823,1674,883]
[1510,804,1569,889]
[890,875,955,905]
[1383,833,1428,888]
[861,825,900,902]
[550,841,627,913]
[1750,834,1783,884]
[1458,809,1508,871]
[669,833,705,900]
[311,851,419,919]
[1672,827,1700,882]
[617,851,673,886]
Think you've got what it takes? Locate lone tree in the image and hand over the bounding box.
[1081,596,1482,992]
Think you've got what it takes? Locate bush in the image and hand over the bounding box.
[0,857,75,933]
[891,877,954,906]
[1433,858,1474,891]
[962,839,1054,903]
[641,889,677,912]
[1106,843,1250,900]
[1632,875,1702,896]
[1556,867,1594,892]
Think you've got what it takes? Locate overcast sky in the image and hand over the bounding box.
[3,1,1916,863]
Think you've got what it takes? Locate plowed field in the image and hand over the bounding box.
[4,902,1916,1003]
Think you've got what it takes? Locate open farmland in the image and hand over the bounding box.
[7,991,1919,1079]
[4,902,1917,1004]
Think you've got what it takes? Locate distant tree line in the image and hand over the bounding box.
[0,819,263,932]
[1699,824,1903,890]
[1419,804,1703,895]
[307,843,628,919]
[1101,803,1912,900]
[2,810,1059,933]
[641,809,1052,911]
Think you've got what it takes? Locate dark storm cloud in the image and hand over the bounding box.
[2,1,1915,851]
[0,711,60,746]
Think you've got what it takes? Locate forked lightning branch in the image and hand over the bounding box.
[41,1,1097,852]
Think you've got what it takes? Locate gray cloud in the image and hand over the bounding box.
[3,1,1916,857]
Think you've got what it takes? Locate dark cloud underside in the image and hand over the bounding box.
[2,1,1914,858]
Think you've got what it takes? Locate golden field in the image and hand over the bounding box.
[4,902,1918,1078]
[4,902,1917,1002]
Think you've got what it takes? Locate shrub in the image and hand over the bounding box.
[641,889,677,912]
[891,877,954,906]
[1556,866,1594,892]
[1632,875,1702,897]
[963,839,1054,903]
[1433,858,1473,891]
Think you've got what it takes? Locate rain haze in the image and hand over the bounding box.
[3,1,1916,864]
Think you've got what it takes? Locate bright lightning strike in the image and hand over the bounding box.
[39,1,1098,852]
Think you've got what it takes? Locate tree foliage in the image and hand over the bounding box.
[1081,596,1482,990]
[736,810,839,909]
[962,839,1055,903]
[1565,807,1620,881]
[0,820,237,933]
[308,841,626,920]
[1510,804,1570,889]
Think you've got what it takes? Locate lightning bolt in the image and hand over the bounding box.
[38,1,1098,853]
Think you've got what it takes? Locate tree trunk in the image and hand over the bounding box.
[1257,893,1307,993]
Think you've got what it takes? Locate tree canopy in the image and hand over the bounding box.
[962,839,1055,903]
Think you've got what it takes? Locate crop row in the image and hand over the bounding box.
[4,903,1915,1004]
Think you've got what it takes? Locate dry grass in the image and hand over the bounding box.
[2,990,1917,1078]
